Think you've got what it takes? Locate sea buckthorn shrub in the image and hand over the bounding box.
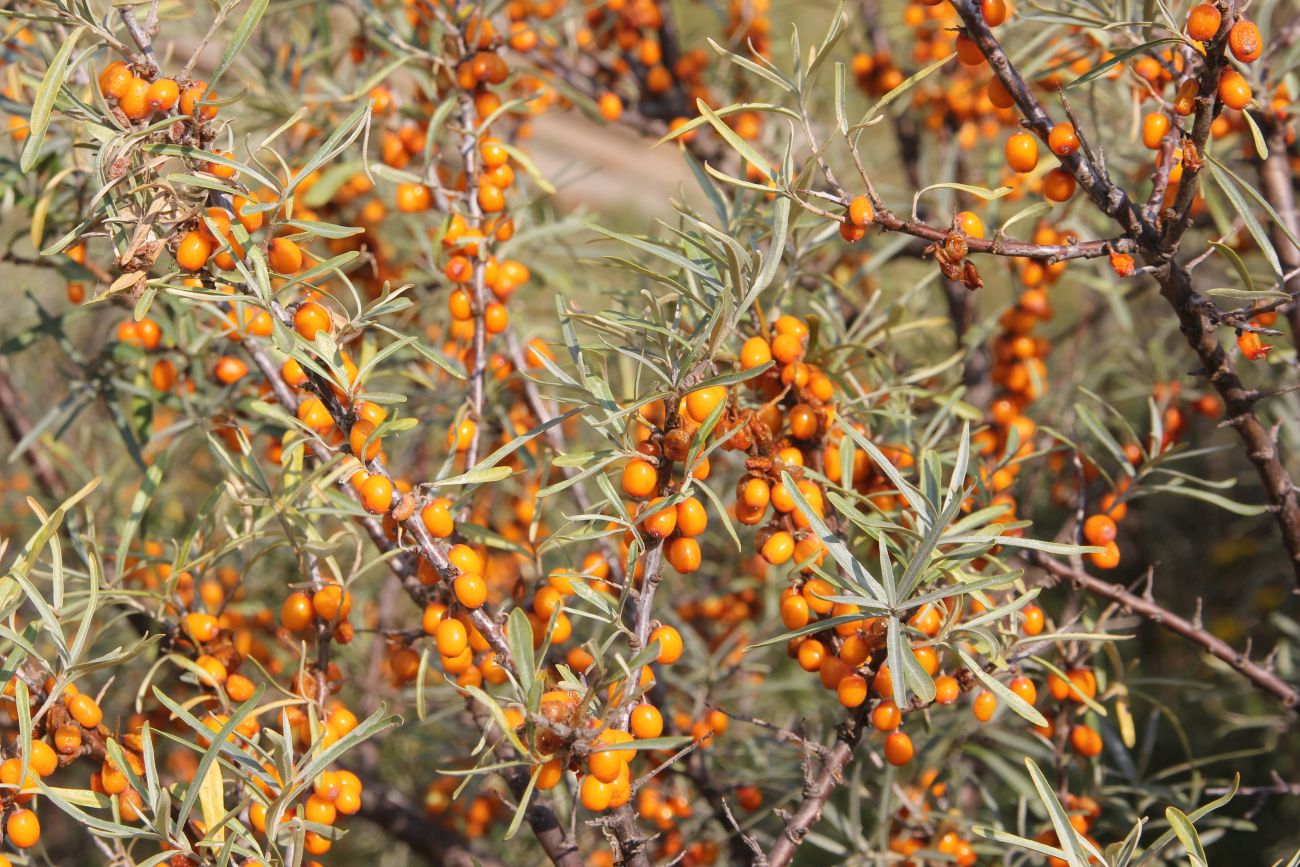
[1,0,1299,866]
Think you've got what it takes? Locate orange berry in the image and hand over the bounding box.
[972,690,997,722]
[282,591,314,630]
[1229,20,1261,62]
[294,301,331,340]
[1070,723,1103,757]
[1083,514,1117,545]
[740,336,773,369]
[269,237,304,274]
[1005,131,1039,173]
[359,475,394,514]
[934,674,960,704]
[99,61,132,99]
[1218,70,1252,110]
[848,195,874,228]
[118,76,151,119]
[675,496,707,537]
[837,674,868,708]
[436,618,468,657]
[684,385,727,424]
[883,732,914,766]
[666,536,701,573]
[1048,122,1079,157]
[184,612,221,643]
[1022,604,1045,636]
[621,458,658,498]
[649,625,683,664]
[180,81,218,120]
[1186,3,1221,41]
[1089,540,1120,569]
[6,808,39,848]
[639,498,677,539]
[176,231,212,271]
[146,78,180,112]
[29,741,57,777]
[580,774,614,811]
[68,693,103,728]
[631,704,664,739]
[871,699,901,731]
[1141,113,1170,149]
[454,573,487,608]
[312,584,352,621]
[1042,167,1076,202]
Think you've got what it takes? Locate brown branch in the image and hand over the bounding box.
[1024,551,1299,707]
[765,709,868,867]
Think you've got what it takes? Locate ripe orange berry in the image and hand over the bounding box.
[740,336,773,369]
[598,91,623,120]
[848,194,874,228]
[972,690,997,722]
[1229,19,1261,62]
[1083,513,1117,545]
[6,808,39,848]
[176,231,212,271]
[1218,70,1252,110]
[99,61,132,99]
[581,774,614,811]
[269,237,304,274]
[982,0,1009,25]
[1089,540,1120,569]
[1005,132,1039,173]
[1070,723,1103,757]
[146,78,180,112]
[226,673,256,702]
[639,498,677,539]
[436,618,468,657]
[933,674,960,704]
[359,474,394,514]
[68,693,103,728]
[871,699,902,731]
[282,591,313,630]
[312,584,352,621]
[1008,676,1037,705]
[675,497,708,537]
[1141,113,1170,149]
[666,536,701,573]
[631,703,664,738]
[1021,604,1045,636]
[421,502,455,537]
[956,210,985,239]
[762,530,795,565]
[184,612,221,643]
[213,355,248,385]
[454,573,487,608]
[118,76,151,119]
[294,301,331,340]
[1042,167,1076,202]
[180,81,218,120]
[883,731,914,766]
[349,419,381,462]
[29,741,57,777]
[837,674,868,708]
[1185,3,1221,41]
[649,625,683,664]
[396,182,432,213]
[684,385,727,424]
[1047,122,1079,157]
[621,458,658,498]
[955,34,984,66]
